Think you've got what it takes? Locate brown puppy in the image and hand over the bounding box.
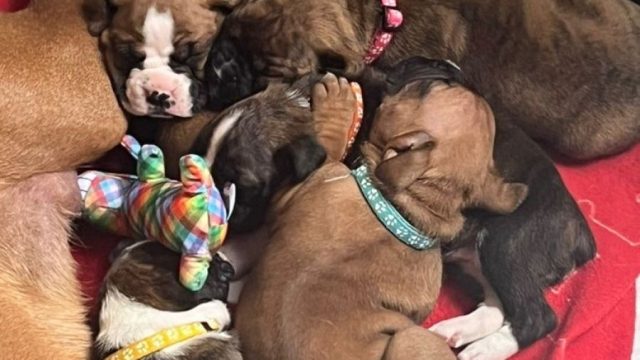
[213,0,640,159]
[82,0,239,117]
[234,73,527,359]
[94,241,241,360]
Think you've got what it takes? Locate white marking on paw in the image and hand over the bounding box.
[429,303,504,348]
[457,324,519,360]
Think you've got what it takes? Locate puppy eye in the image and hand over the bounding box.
[115,42,144,63]
[172,42,200,63]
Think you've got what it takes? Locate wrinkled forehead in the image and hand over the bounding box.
[375,83,494,142]
[109,0,219,41]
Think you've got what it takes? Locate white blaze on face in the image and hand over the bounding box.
[142,7,174,69]
[122,6,195,118]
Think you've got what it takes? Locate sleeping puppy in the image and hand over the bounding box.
[82,0,240,118]
[191,75,327,232]
[234,64,527,360]
[94,240,241,360]
[211,0,640,159]
[429,116,596,359]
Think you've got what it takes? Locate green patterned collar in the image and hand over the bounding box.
[351,165,439,251]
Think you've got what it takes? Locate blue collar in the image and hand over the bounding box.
[351,165,439,251]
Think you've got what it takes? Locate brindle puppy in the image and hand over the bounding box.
[192,75,327,232]
[210,0,640,159]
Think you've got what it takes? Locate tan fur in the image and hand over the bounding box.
[0,172,90,360]
[0,0,128,358]
[235,77,526,359]
[0,0,126,188]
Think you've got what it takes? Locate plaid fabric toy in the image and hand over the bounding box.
[77,135,232,291]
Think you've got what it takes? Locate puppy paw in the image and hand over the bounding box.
[191,300,232,329]
[456,324,519,360]
[429,303,504,348]
[311,73,359,160]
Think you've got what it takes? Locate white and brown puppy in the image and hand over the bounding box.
[82,0,239,118]
[95,240,241,360]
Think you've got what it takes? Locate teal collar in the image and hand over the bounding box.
[351,165,439,251]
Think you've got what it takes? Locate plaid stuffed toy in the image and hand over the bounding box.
[77,135,232,291]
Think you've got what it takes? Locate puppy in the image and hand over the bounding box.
[211,0,640,159]
[94,240,241,360]
[82,0,240,118]
[234,63,527,359]
[428,114,597,359]
[191,76,327,232]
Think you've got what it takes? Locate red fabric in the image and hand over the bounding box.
[73,143,640,359]
[0,0,29,12]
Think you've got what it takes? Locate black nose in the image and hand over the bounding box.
[146,91,171,109]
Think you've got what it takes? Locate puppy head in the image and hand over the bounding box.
[106,241,234,311]
[363,58,527,230]
[82,0,239,118]
[193,76,326,232]
[206,1,368,106]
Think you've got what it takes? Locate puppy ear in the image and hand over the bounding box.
[474,170,528,214]
[275,135,327,183]
[82,0,113,36]
[373,131,435,192]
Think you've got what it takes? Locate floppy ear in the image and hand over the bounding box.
[373,131,435,192]
[82,0,113,36]
[474,169,528,214]
[275,135,327,183]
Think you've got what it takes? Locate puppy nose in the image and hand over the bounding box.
[146,91,172,109]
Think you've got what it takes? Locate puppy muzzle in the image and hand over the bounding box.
[123,66,195,118]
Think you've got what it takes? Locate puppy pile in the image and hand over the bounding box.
[83,0,639,359]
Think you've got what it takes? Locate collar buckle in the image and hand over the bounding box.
[381,0,403,32]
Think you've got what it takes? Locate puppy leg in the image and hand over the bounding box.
[383,326,455,360]
[480,239,557,349]
[430,247,504,348]
[312,73,358,161]
[457,324,519,360]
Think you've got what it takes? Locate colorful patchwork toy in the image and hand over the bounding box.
[77,135,233,291]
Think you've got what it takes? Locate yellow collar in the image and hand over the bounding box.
[105,320,221,360]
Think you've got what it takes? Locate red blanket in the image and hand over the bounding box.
[73,143,640,359]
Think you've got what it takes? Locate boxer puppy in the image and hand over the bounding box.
[82,0,239,118]
[428,114,596,359]
[211,0,640,159]
[94,240,241,360]
[191,75,327,232]
[234,65,527,359]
